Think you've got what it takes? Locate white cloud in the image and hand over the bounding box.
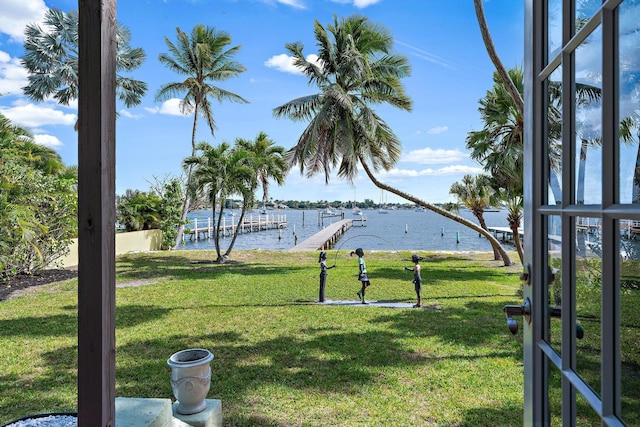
[427,165,483,175]
[257,0,306,9]
[396,40,459,70]
[0,50,29,95]
[329,0,381,8]
[146,99,190,116]
[264,53,320,75]
[34,133,64,149]
[0,103,76,127]
[378,164,482,179]
[402,147,469,165]
[277,0,306,9]
[119,109,142,119]
[353,0,381,8]
[427,126,448,135]
[0,0,47,42]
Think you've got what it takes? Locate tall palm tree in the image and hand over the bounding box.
[156,24,248,247]
[273,14,514,266]
[467,68,525,262]
[473,0,524,115]
[450,174,502,260]
[183,142,254,262]
[21,8,147,117]
[235,132,288,210]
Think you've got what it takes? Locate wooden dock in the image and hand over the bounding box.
[289,219,353,251]
[487,226,524,242]
[184,214,286,241]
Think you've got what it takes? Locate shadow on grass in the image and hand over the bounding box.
[116,254,309,283]
[1,300,527,425]
[457,404,523,426]
[0,372,77,423]
[0,304,171,337]
[112,300,526,406]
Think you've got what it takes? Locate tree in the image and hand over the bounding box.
[273,14,513,265]
[235,131,288,209]
[116,190,161,232]
[0,113,77,278]
[450,174,502,260]
[149,176,186,250]
[183,142,254,262]
[21,8,147,119]
[466,68,525,263]
[116,178,185,250]
[473,0,523,115]
[156,24,249,247]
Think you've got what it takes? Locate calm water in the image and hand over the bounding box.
[178,208,512,252]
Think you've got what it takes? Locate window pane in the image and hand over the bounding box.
[576,0,601,23]
[548,67,563,205]
[618,1,640,204]
[549,364,562,425]
[548,0,563,61]
[575,221,601,399]
[549,215,562,354]
[620,219,640,424]
[575,26,603,205]
[576,392,602,426]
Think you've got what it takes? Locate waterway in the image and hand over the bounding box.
[177,208,512,252]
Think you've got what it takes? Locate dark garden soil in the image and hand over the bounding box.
[0,268,78,302]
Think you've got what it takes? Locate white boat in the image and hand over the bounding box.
[378,190,389,213]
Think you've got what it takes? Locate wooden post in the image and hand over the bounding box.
[77,1,116,426]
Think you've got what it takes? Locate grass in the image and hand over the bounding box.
[0,250,638,426]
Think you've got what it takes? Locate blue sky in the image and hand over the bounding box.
[0,0,526,204]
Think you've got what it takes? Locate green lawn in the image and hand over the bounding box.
[1,250,636,426]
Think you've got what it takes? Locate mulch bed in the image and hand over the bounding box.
[0,268,78,302]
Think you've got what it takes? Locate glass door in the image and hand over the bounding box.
[524,0,640,425]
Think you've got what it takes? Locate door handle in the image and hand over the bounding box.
[502,302,584,339]
[504,298,531,334]
[549,306,585,339]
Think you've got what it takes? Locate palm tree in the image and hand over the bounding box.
[273,14,513,266]
[473,0,524,115]
[21,8,147,120]
[235,132,289,210]
[466,68,525,262]
[156,24,248,247]
[183,142,254,262]
[450,174,503,260]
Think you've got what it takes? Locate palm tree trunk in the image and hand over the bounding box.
[471,209,502,261]
[214,201,224,262]
[224,208,247,259]
[549,169,562,204]
[633,142,640,203]
[511,222,524,265]
[359,158,513,266]
[473,0,524,116]
[174,105,201,248]
[505,203,524,264]
[577,139,587,204]
[174,195,191,248]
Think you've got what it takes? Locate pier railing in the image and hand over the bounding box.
[184,214,287,242]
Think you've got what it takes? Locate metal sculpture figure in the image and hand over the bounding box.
[405,254,424,308]
[318,251,335,302]
[350,248,371,304]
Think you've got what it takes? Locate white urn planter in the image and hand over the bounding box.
[167,348,214,415]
